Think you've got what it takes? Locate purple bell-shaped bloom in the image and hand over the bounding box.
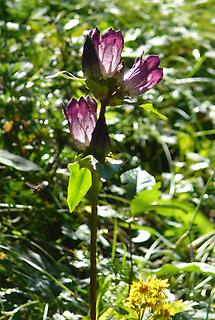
[63,97,97,150]
[82,27,124,80]
[123,55,163,97]
[63,97,110,161]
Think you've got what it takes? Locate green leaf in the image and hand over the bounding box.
[79,155,122,180]
[96,158,122,180]
[188,54,206,77]
[46,70,85,81]
[67,162,92,213]
[121,167,156,197]
[139,103,168,120]
[147,199,213,235]
[79,155,97,171]
[130,183,161,215]
[150,262,215,277]
[0,149,40,171]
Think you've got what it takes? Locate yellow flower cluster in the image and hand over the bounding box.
[125,277,187,320]
[153,300,187,320]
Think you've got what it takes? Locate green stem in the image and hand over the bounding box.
[128,221,133,293]
[89,99,106,319]
[90,171,100,320]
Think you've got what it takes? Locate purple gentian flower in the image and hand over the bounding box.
[82,27,124,80]
[63,97,97,150]
[123,55,163,97]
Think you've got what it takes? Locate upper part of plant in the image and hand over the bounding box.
[63,27,163,161]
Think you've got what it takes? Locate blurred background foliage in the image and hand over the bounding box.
[0,0,214,319]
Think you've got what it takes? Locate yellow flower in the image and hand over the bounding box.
[125,277,169,314]
[154,302,176,319]
[147,277,169,300]
[125,276,189,320]
[154,300,189,319]
[148,278,169,293]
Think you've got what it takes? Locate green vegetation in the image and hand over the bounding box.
[0,0,214,319]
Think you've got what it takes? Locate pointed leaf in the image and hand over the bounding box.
[67,162,92,212]
[46,70,85,81]
[151,262,215,277]
[0,149,40,171]
[139,103,167,120]
[96,158,122,180]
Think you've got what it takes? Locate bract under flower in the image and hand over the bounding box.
[63,97,97,150]
[123,55,163,96]
[89,114,110,162]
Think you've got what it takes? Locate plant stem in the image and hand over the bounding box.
[89,99,106,319]
[90,170,100,320]
[128,220,133,293]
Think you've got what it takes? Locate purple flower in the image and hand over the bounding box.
[123,55,163,97]
[82,27,124,80]
[63,97,97,150]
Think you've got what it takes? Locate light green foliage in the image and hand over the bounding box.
[130,184,161,215]
[151,262,215,278]
[139,104,168,121]
[67,162,92,212]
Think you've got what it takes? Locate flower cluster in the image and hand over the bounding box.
[125,277,189,320]
[63,27,163,161]
[82,27,163,101]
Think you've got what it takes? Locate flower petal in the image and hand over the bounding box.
[124,59,148,88]
[138,68,163,93]
[123,55,163,97]
[100,28,124,75]
[88,27,124,78]
[145,55,160,72]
